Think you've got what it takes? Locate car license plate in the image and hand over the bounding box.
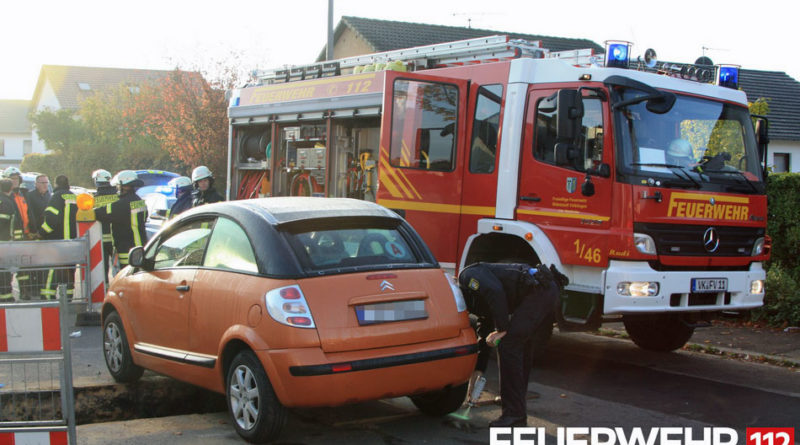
[355,300,427,325]
[691,278,728,293]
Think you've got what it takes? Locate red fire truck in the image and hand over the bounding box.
[227,36,770,352]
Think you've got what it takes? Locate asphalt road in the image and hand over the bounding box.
[71,327,800,444]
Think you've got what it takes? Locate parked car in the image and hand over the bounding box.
[141,192,176,239]
[133,169,179,199]
[101,197,477,443]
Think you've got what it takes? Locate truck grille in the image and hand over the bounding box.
[634,223,764,257]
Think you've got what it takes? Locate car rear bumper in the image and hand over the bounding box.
[261,328,477,407]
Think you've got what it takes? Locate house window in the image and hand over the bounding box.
[23,140,32,155]
[78,82,91,91]
[773,153,790,173]
[0,139,5,157]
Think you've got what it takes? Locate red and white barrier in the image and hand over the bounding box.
[78,221,105,304]
[0,431,68,445]
[0,307,61,353]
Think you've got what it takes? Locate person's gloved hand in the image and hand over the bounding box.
[549,265,569,288]
[536,263,554,284]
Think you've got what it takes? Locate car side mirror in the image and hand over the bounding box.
[128,246,150,270]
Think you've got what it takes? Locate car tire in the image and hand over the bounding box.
[410,382,469,416]
[226,350,287,443]
[102,311,144,383]
[623,314,695,352]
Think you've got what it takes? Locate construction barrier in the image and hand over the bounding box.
[77,221,106,308]
[0,285,77,444]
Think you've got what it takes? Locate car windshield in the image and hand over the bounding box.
[615,91,764,194]
[286,225,421,273]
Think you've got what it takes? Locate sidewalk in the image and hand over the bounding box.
[601,319,800,366]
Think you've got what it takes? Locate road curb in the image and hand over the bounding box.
[683,342,800,368]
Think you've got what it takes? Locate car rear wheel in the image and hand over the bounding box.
[226,350,287,443]
[103,311,144,383]
[623,314,695,352]
[410,382,468,416]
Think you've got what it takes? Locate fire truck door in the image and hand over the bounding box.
[378,71,469,266]
[518,87,613,269]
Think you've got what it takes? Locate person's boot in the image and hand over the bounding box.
[489,415,527,428]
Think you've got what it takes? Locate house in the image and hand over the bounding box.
[319,16,800,172]
[29,65,178,154]
[0,100,32,170]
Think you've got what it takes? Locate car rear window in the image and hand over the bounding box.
[286,226,421,273]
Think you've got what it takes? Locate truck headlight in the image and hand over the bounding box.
[634,233,656,255]
[750,279,764,295]
[751,237,765,256]
[617,281,659,297]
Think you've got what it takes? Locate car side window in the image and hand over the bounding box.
[146,219,215,269]
[203,217,258,273]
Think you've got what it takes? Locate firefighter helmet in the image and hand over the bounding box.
[3,166,21,178]
[168,176,193,195]
[667,139,693,159]
[111,170,141,187]
[191,166,213,183]
[92,169,112,185]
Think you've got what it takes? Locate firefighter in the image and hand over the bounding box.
[4,167,36,298]
[666,139,695,168]
[25,174,51,237]
[458,262,567,427]
[92,169,118,281]
[95,170,147,268]
[167,176,193,218]
[191,166,224,207]
[40,175,78,299]
[1,178,24,301]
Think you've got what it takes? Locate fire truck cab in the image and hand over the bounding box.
[228,37,769,352]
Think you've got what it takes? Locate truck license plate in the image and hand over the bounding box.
[691,278,728,293]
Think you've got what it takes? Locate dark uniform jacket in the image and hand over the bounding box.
[93,185,119,245]
[192,187,224,207]
[41,187,78,240]
[95,190,147,264]
[26,188,51,236]
[458,262,540,333]
[0,193,23,241]
[169,192,193,219]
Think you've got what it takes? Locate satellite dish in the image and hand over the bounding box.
[695,56,714,66]
[644,48,658,68]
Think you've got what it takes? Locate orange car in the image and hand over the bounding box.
[102,197,477,442]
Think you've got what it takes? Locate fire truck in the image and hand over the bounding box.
[227,36,770,352]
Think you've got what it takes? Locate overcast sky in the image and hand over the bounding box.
[1,0,794,100]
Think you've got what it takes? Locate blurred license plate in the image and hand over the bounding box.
[355,300,427,325]
[691,278,728,293]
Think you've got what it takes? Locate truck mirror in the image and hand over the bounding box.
[556,90,584,141]
[555,142,579,167]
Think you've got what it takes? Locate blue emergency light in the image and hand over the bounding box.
[717,65,739,89]
[605,41,630,68]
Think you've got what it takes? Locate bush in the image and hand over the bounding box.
[755,173,800,327]
[751,263,800,326]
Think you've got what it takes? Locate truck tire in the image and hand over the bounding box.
[623,314,695,352]
[410,382,468,416]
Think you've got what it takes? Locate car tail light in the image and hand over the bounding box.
[265,285,316,328]
[445,272,467,312]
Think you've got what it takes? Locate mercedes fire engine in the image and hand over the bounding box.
[227,36,770,352]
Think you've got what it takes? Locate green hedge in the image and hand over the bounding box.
[752,173,800,326]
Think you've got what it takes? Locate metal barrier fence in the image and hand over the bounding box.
[0,284,76,444]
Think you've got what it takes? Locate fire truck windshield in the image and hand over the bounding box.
[615,91,765,194]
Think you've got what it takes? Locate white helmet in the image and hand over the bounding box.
[92,169,112,185]
[168,176,193,194]
[667,139,693,159]
[3,166,21,178]
[191,166,213,183]
[111,170,140,187]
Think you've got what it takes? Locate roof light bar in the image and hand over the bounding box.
[717,65,740,89]
[605,41,631,68]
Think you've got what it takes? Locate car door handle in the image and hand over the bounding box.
[176,285,190,292]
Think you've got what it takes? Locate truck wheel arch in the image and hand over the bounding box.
[460,219,563,272]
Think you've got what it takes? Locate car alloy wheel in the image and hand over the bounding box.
[103,322,124,373]
[229,363,260,430]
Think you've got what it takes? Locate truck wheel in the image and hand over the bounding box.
[103,311,144,383]
[226,350,287,443]
[623,314,695,352]
[410,382,468,416]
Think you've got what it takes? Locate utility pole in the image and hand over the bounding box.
[327,0,334,60]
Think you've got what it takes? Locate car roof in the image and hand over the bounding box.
[234,197,402,226]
